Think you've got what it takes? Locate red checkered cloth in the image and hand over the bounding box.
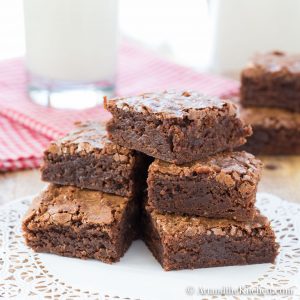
[0,41,239,171]
[0,117,49,171]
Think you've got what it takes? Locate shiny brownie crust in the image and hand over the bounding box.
[105,90,252,164]
[241,51,300,112]
[41,122,150,197]
[143,204,278,271]
[22,185,138,263]
[147,151,262,221]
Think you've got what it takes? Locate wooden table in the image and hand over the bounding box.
[0,155,300,206]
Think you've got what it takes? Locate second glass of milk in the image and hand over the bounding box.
[23,0,118,109]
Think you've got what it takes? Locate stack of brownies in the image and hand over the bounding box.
[240,51,300,155]
[22,122,150,263]
[23,90,279,271]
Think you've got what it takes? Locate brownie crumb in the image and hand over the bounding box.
[41,121,151,197]
[147,151,262,221]
[241,51,300,112]
[22,185,139,263]
[105,90,252,164]
[143,202,279,271]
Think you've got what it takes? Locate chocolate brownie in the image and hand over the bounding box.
[105,90,252,164]
[143,204,278,271]
[239,106,300,155]
[22,185,138,263]
[147,151,261,221]
[241,51,300,112]
[41,122,150,197]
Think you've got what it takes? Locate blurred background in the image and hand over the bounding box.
[2,0,300,74]
[1,0,209,66]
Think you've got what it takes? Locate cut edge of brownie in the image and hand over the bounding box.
[239,105,300,155]
[41,151,150,197]
[240,51,300,112]
[41,121,151,197]
[147,151,261,221]
[240,126,300,155]
[105,91,252,164]
[22,185,139,263]
[143,204,279,271]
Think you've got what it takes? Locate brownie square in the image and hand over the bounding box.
[241,51,300,112]
[22,185,138,263]
[105,90,252,164]
[147,151,261,221]
[239,106,300,155]
[41,122,150,197]
[143,205,279,271]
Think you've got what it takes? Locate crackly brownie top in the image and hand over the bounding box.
[45,121,133,156]
[23,185,130,227]
[240,106,300,129]
[147,205,273,238]
[243,51,300,76]
[149,151,262,187]
[105,90,237,119]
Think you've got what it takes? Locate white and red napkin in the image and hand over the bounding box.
[0,41,239,171]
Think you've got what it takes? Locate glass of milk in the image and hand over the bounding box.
[208,0,300,76]
[23,0,118,109]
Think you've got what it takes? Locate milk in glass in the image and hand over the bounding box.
[208,0,300,75]
[24,0,118,109]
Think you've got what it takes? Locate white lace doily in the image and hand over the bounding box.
[0,193,300,300]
